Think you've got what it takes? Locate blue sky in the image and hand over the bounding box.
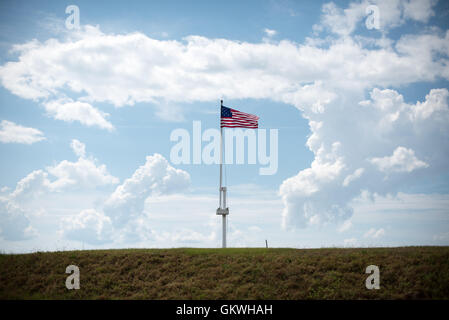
[0,0,449,252]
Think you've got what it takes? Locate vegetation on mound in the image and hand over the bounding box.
[0,247,448,299]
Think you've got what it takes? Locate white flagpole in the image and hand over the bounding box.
[219,101,223,214]
[217,99,228,248]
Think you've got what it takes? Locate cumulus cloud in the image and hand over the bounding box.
[264,28,277,37]
[60,209,113,245]
[413,88,449,120]
[0,120,45,144]
[0,140,118,240]
[343,168,365,187]
[0,0,448,234]
[402,0,437,23]
[114,218,156,244]
[70,139,86,158]
[338,219,353,233]
[280,84,449,229]
[0,23,448,114]
[44,99,114,131]
[370,146,429,173]
[104,153,190,227]
[1,143,189,245]
[0,197,37,241]
[280,141,352,228]
[364,227,385,238]
[0,186,10,194]
[10,170,50,202]
[57,153,190,244]
[314,0,437,36]
[47,157,119,190]
[8,140,117,198]
[44,139,118,190]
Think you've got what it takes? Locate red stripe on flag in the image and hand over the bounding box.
[221,107,259,128]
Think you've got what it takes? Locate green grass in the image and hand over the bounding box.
[0,246,448,299]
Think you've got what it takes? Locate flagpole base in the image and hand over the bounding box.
[216,208,229,215]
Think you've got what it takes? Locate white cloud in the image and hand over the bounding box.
[104,153,190,227]
[0,186,10,193]
[60,209,113,245]
[45,140,118,190]
[113,218,157,244]
[314,0,437,36]
[8,140,117,197]
[280,84,449,229]
[10,170,50,202]
[44,99,114,131]
[264,28,277,37]
[364,227,385,238]
[0,0,447,236]
[0,120,45,144]
[47,157,118,190]
[413,88,449,120]
[55,155,192,245]
[343,168,365,187]
[0,140,118,242]
[70,139,86,158]
[403,0,437,23]
[314,1,365,36]
[370,146,429,173]
[0,197,37,241]
[0,24,448,115]
[338,219,353,233]
[280,142,352,228]
[0,148,191,246]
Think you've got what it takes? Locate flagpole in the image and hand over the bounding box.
[217,99,228,248]
[220,100,225,249]
[219,100,223,215]
[216,101,257,249]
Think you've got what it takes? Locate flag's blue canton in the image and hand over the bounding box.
[221,106,232,118]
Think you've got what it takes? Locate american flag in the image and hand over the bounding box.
[221,106,259,128]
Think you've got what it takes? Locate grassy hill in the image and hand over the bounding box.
[1,247,448,299]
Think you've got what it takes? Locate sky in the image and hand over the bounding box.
[0,0,448,253]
